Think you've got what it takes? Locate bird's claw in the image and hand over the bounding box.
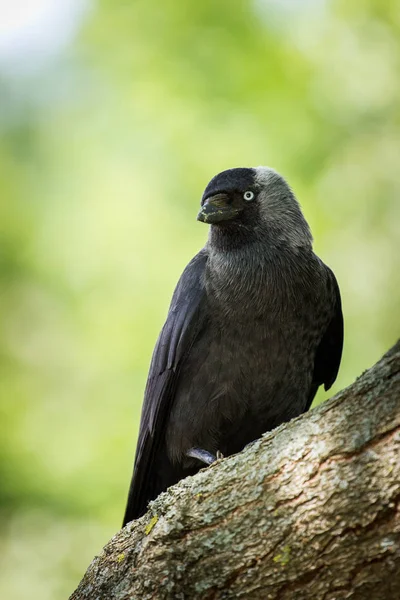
[186,447,224,465]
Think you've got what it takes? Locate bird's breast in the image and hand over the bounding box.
[205,246,328,319]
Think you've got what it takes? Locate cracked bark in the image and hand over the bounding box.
[70,341,400,600]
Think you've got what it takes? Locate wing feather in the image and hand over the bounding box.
[122,249,208,525]
[307,266,343,409]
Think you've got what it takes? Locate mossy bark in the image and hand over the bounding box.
[71,341,400,600]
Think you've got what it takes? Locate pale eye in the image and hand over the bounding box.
[243,190,255,201]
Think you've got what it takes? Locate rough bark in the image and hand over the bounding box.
[71,341,400,600]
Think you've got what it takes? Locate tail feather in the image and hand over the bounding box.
[122,443,186,527]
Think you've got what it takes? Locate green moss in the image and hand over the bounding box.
[273,545,291,566]
[116,553,125,563]
[144,514,158,535]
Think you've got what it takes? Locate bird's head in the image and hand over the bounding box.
[198,166,312,249]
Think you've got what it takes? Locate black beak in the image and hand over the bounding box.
[197,193,239,224]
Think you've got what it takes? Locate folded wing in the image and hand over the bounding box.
[122,249,208,525]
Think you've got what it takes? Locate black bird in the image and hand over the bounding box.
[122,167,343,526]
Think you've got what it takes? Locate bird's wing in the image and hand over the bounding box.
[123,249,208,525]
[307,266,344,409]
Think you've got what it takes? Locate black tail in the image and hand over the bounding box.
[122,442,190,527]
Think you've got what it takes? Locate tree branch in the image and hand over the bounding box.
[71,341,400,600]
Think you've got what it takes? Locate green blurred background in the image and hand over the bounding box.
[0,0,399,597]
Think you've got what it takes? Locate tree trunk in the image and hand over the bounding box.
[70,341,400,600]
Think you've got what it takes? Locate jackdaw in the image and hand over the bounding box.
[122,166,343,526]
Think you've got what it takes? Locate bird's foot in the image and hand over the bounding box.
[186,447,224,465]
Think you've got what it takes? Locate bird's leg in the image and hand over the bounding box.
[186,447,224,465]
[186,447,216,465]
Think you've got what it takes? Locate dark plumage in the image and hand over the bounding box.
[122,166,343,526]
